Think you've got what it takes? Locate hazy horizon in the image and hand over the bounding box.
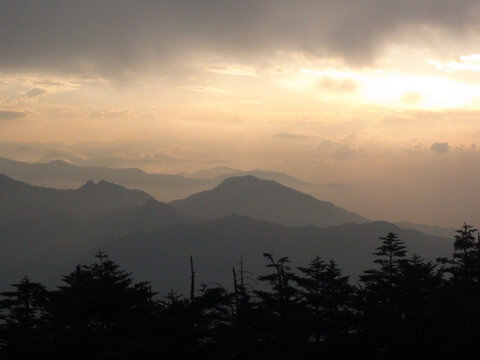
[2,1,480,227]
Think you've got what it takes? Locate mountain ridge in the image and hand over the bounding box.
[170,175,367,227]
[96,214,452,294]
[0,156,329,202]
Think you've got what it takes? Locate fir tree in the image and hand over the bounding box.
[295,257,353,356]
[0,277,48,359]
[46,251,156,359]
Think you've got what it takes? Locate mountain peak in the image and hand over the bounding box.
[79,179,120,190]
[171,175,367,227]
[46,159,74,168]
[81,180,95,188]
[219,175,270,186]
[0,173,13,182]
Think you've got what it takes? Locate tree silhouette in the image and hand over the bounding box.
[357,232,408,358]
[46,251,156,359]
[452,223,479,283]
[437,223,480,357]
[0,277,48,359]
[255,253,302,358]
[361,232,407,285]
[295,257,353,357]
[394,254,444,358]
[5,228,480,358]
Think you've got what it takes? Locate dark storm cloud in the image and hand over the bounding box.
[0,0,478,76]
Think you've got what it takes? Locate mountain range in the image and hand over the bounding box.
[0,157,331,202]
[0,175,188,288]
[170,175,367,226]
[97,215,453,294]
[0,174,153,220]
[0,157,458,237]
[0,169,455,294]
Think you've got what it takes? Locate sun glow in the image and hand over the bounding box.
[299,68,480,110]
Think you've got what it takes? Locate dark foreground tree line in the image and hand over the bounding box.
[1,224,480,359]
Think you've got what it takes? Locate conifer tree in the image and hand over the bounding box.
[295,257,353,356]
[437,223,480,356]
[256,253,298,320]
[357,232,408,358]
[452,223,479,283]
[394,255,443,358]
[256,254,301,357]
[46,251,156,359]
[0,277,48,359]
[363,232,407,284]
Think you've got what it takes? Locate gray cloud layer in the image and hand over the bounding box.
[0,110,28,121]
[1,0,479,77]
[431,142,450,154]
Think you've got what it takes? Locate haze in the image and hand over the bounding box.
[2,1,480,227]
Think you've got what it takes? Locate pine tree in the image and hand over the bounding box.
[452,223,479,283]
[357,232,408,358]
[0,277,48,359]
[437,223,480,357]
[295,257,353,356]
[256,253,298,320]
[362,232,407,284]
[255,253,301,357]
[394,255,444,358]
[46,251,156,359]
[231,258,256,356]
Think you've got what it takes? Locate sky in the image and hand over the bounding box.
[2,0,480,227]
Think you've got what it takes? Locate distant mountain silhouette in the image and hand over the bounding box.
[395,221,456,238]
[170,175,367,227]
[187,166,240,178]
[0,170,456,297]
[0,157,213,201]
[87,199,189,239]
[0,175,188,288]
[97,215,452,294]
[0,174,153,220]
[0,157,331,202]
[188,166,324,193]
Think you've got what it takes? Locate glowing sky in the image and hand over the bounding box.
[2,1,480,226]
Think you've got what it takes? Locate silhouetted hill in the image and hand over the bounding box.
[0,174,153,220]
[98,215,452,294]
[0,157,213,201]
[188,166,239,178]
[0,175,189,288]
[0,157,331,202]
[170,176,367,227]
[189,167,322,193]
[88,199,189,239]
[395,221,456,238]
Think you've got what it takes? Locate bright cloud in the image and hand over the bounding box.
[426,54,480,72]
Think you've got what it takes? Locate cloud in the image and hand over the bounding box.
[317,139,362,159]
[334,143,360,159]
[427,54,480,72]
[274,132,313,139]
[240,100,263,105]
[318,139,336,149]
[26,88,47,98]
[431,142,449,154]
[183,86,229,94]
[400,92,423,105]
[1,1,479,77]
[317,77,358,93]
[203,63,258,77]
[0,110,28,121]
